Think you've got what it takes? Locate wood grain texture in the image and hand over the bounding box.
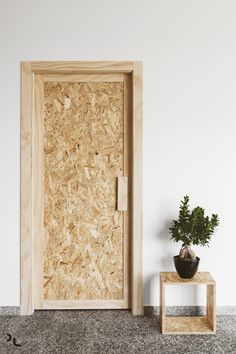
[37,299,126,309]
[20,62,33,315]
[160,272,216,334]
[43,80,126,301]
[117,177,128,211]
[160,276,165,333]
[123,74,132,308]
[42,73,125,82]
[160,272,215,285]
[132,62,143,315]
[163,317,214,335]
[31,61,134,73]
[207,284,216,332]
[34,75,44,309]
[21,61,143,315]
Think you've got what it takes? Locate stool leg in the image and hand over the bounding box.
[207,284,216,333]
[160,281,165,333]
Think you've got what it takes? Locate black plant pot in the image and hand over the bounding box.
[174,255,200,279]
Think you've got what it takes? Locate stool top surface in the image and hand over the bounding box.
[160,272,215,285]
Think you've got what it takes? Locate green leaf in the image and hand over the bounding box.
[169,196,220,248]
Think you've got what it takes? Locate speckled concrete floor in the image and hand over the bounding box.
[0,311,236,354]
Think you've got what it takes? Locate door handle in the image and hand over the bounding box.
[117,177,128,211]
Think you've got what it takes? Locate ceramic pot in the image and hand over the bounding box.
[173,255,200,279]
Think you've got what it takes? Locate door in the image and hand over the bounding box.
[34,73,131,309]
[21,61,143,315]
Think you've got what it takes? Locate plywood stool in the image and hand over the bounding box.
[160,272,216,334]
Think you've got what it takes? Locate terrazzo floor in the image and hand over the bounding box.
[0,310,236,354]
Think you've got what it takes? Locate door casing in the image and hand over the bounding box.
[20,61,143,315]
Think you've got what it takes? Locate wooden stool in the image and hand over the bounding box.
[160,272,216,334]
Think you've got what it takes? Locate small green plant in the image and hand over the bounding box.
[169,195,219,261]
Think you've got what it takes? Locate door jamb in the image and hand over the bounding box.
[20,61,143,315]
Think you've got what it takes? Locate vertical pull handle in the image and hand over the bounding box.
[117,177,128,211]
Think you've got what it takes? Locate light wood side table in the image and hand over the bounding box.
[160,272,216,334]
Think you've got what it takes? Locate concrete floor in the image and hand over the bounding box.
[0,310,236,353]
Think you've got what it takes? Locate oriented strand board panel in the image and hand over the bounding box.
[160,272,216,334]
[43,81,125,300]
[160,272,215,285]
[163,317,213,335]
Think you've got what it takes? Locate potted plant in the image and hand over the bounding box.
[169,195,219,279]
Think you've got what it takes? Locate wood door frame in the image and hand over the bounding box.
[20,61,143,315]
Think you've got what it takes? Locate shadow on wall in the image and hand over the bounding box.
[144,273,159,307]
[158,219,174,269]
[144,219,173,306]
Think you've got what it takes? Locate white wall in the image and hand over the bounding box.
[0,0,236,307]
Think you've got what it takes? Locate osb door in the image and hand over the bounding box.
[34,73,132,309]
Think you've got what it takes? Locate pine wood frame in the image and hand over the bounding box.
[20,61,143,315]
